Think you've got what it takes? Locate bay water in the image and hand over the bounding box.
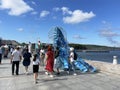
[77,50,120,64]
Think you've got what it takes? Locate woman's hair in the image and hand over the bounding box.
[26,48,29,52]
[47,45,52,51]
[33,54,38,61]
[56,47,59,50]
[16,46,20,50]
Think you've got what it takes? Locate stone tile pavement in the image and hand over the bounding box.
[0,59,120,90]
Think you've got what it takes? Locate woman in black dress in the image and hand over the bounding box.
[23,49,32,74]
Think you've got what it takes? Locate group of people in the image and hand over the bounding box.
[0,45,15,64]
[10,45,78,84]
[0,47,2,64]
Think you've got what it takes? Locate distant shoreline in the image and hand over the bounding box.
[76,50,110,53]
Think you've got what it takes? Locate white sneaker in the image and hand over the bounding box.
[73,73,77,76]
[45,72,49,75]
[50,75,54,78]
[26,72,29,75]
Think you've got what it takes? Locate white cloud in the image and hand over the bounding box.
[63,10,95,24]
[18,28,24,32]
[99,29,119,37]
[73,35,84,39]
[107,38,120,46]
[99,29,120,46]
[52,7,95,24]
[0,0,33,16]
[102,20,107,24]
[61,7,72,15]
[101,21,112,29]
[40,10,50,17]
[53,7,60,12]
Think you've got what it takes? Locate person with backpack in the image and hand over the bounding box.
[69,47,77,75]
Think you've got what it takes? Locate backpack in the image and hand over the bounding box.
[74,52,77,60]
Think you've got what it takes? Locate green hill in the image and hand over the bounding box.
[69,43,120,50]
[1,38,120,51]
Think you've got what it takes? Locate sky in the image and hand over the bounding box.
[0,0,120,47]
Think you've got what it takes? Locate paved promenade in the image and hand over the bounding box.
[0,59,120,90]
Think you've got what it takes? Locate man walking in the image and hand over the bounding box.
[11,46,22,75]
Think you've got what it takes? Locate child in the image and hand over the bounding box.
[33,54,40,84]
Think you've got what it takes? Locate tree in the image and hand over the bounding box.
[21,42,27,46]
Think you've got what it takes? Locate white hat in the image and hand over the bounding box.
[40,49,45,54]
[70,47,74,51]
[4,45,8,48]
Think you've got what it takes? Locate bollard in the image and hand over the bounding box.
[113,56,117,65]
